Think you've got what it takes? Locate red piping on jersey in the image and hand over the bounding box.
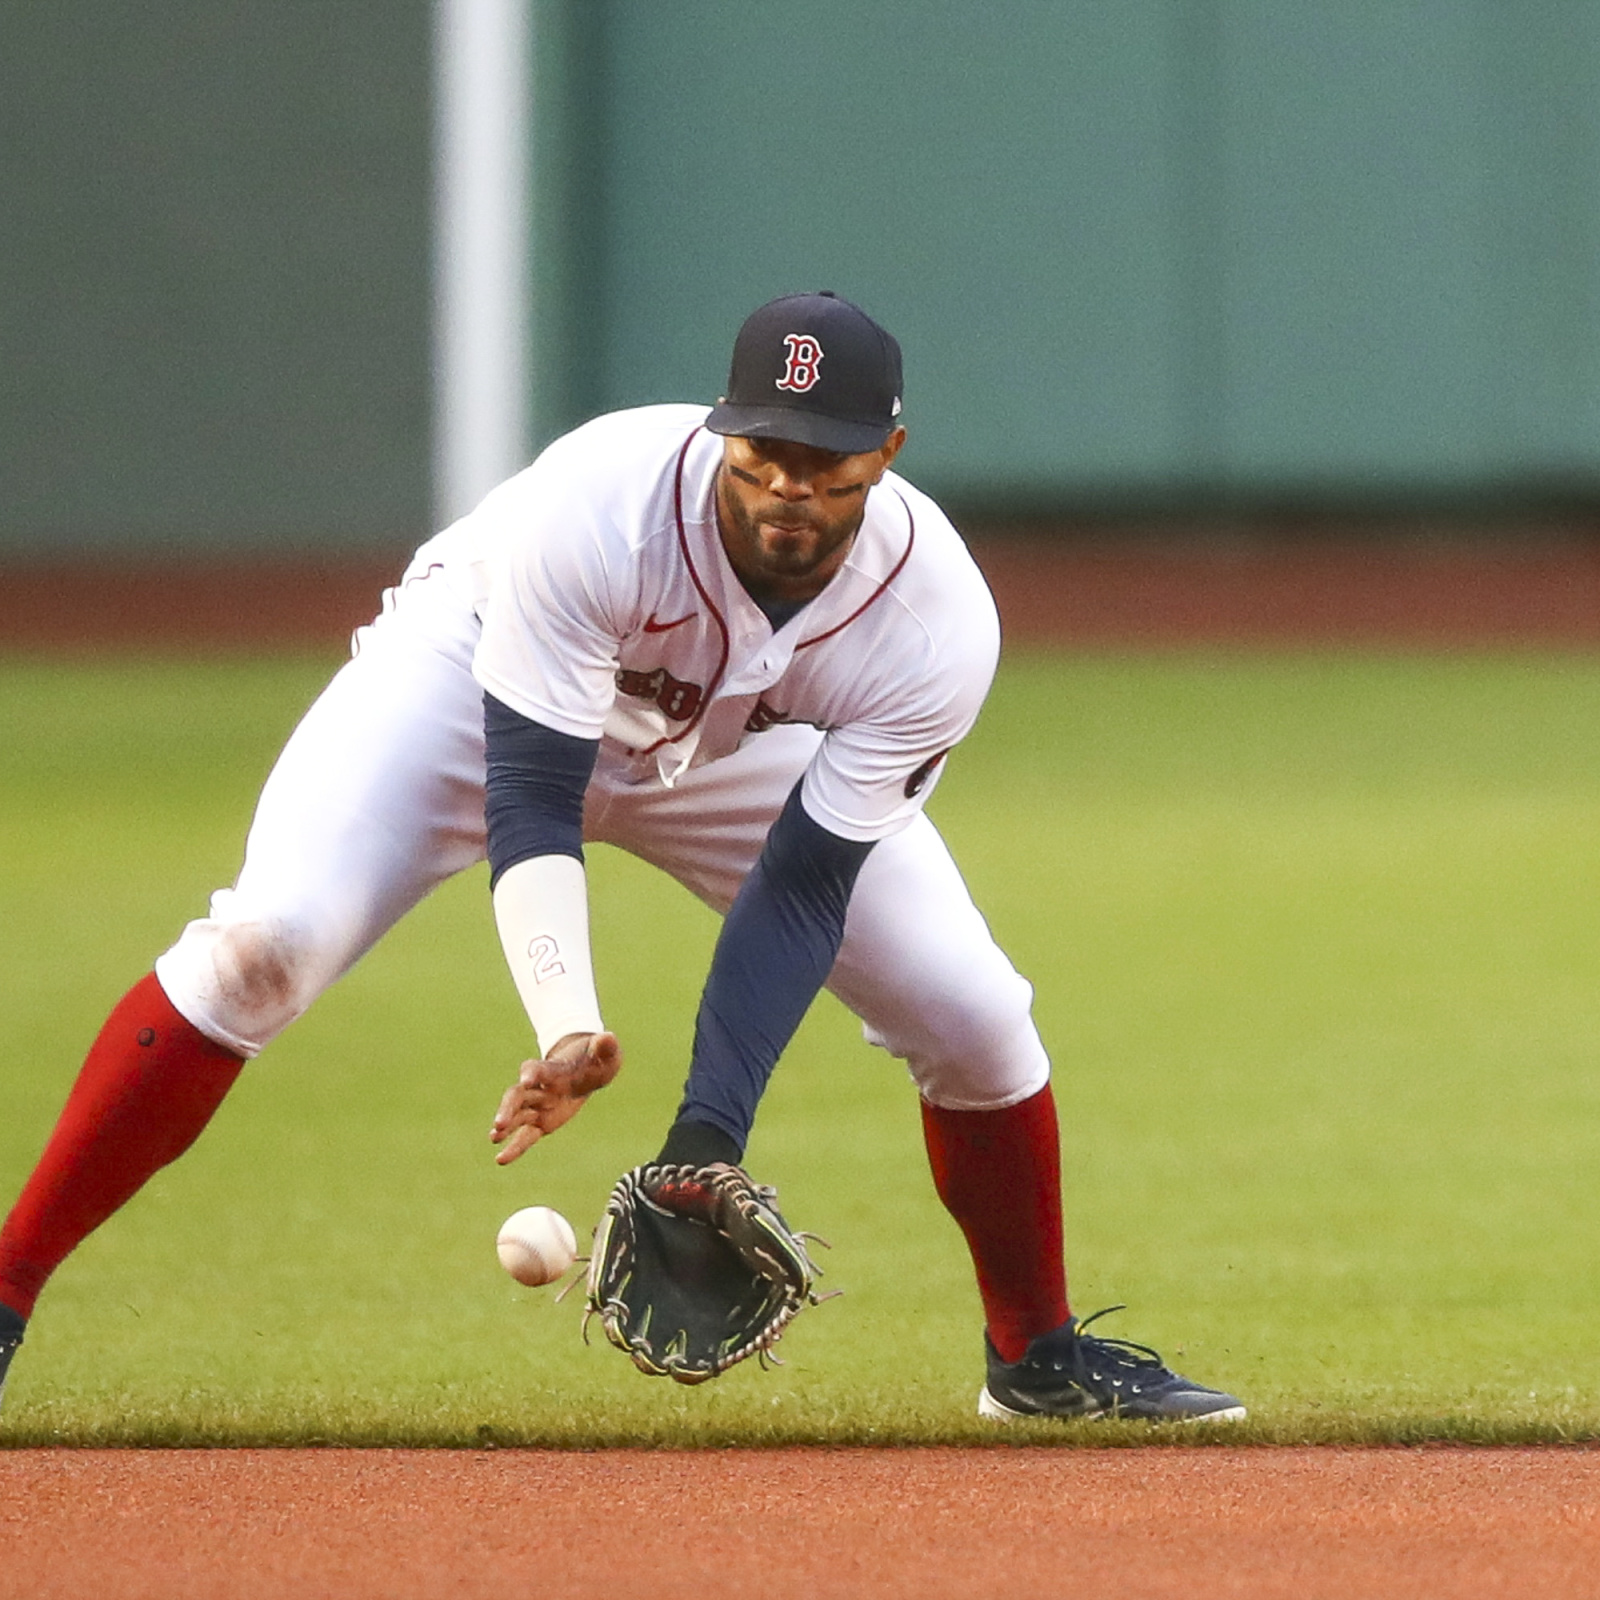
[795,488,915,650]
[634,432,913,751]
[634,428,729,755]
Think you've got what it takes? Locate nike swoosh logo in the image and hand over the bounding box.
[642,612,695,633]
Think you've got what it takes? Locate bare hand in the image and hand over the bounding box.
[490,1031,622,1165]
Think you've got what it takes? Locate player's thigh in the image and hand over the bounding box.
[238,626,486,925]
[156,625,487,1054]
[826,814,1048,1110]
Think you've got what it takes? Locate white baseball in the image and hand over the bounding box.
[496,1206,578,1287]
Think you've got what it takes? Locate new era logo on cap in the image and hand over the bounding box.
[707,291,903,455]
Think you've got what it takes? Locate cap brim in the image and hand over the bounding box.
[705,402,893,455]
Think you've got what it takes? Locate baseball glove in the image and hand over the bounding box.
[585,1162,828,1384]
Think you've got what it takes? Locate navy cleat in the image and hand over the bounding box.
[0,1304,24,1412]
[978,1306,1246,1423]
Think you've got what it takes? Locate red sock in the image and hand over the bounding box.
[0,973,244,1319]
[920,1084,1069,1363]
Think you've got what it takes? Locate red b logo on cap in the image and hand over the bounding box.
[776,334,824,393]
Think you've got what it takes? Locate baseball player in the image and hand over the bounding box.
[0,292,1243,1423]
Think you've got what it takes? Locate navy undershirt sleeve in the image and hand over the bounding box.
[674,783,875,1153]
[483,692,599,889]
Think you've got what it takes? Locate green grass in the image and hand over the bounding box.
[6,648,1600,1445]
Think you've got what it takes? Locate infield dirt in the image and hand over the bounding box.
[5,1445,1600,1599]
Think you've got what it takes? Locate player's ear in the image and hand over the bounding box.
[876,426,907,475]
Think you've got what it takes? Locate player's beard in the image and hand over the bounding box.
[716,475,864,597]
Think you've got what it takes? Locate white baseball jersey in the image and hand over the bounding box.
[156,401,1047,1114]
[464,405,1000,842]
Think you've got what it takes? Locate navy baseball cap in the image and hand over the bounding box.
[706,291,904,454]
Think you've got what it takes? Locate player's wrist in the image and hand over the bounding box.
[546,1030,598,1063]
[657,1116,742,1168]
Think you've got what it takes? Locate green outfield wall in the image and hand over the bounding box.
[4,2,1599,554]
[0,3,433,555]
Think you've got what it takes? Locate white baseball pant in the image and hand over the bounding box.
[155,571,1049,1111]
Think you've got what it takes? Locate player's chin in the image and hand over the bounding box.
[756,527,822,569]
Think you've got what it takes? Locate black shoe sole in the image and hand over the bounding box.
[978,1384,1247,1423]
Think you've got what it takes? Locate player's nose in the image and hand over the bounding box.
[766,464,815,499]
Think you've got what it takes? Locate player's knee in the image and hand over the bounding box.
[158,915,323,1056]
[211,921,305,1019]
[911,1030,1051,1111]
[870,969,1050,1110]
